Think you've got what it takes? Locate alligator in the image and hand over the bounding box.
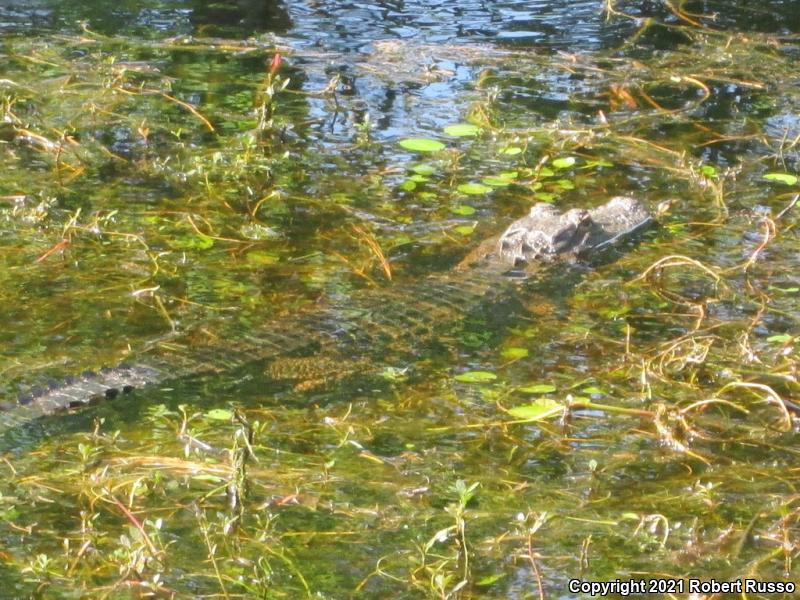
[5,196,654,422]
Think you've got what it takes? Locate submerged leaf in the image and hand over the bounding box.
[245,250,279,265]
[519,383,557,394]
[457,182,492,195]
[205,408,233,421]
[582,386,606,395]
[766,334,793,343]
[411,163,437,175]
[455,370,497,383]
[501,347,529,359]
[399,138,445,152]
[451,204,476,216]
[500,146,523,156]
[444,123,480,137]
[507,398,564,421]
[169,234,215,250]
[763,172,798,185]
[482,176,512,187]
[551,156,576,169]
[482,171,518,187]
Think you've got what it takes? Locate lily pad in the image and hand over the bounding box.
[519,383,557,394]
[507,398,564,421]
[457,182,492,195]
[455,370,497,383]
[399,180,417,191]
[444,123,481,137]
[399,138,445,153]
[763,172,798,186]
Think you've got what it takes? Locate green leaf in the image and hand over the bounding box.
[245,250,279,265]
[519,383,557,394]
[700,165,717,178]
[205,408,233,421]
[507,398,564,421]
[454,370,497,383]
[399,179,417,191]
[555,179,575,190]
[411,163,436,175]
[584,159,613,168]
[457,182,492,195]
[443,123,480,137]
[191,474,225,483]
[399,138,445,152]
[500,146,523,156]
[482,176,512,187]
[534,192,556,202]
[409,174,429,183]
[582,386,606,395]
[537,167,555,178]
[482,171,518,187]
[763,172,798,185]
[551,156,576,169]
[451,204,476,216]
[501,347,529,359]
[476,573,505,586]
[169,234,215,250]
[766,334,794,343]
[454,224,476,236]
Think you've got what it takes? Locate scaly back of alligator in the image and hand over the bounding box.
[4,197,653,421]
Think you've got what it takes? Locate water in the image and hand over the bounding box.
[1,0,800,597]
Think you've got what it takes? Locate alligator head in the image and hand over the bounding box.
[495,196,653,266]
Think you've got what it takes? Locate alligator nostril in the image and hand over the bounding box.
[105,388,120,399]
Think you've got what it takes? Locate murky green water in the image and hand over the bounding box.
[1,1,800,598]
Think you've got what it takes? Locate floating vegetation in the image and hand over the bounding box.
[1,0,800,597]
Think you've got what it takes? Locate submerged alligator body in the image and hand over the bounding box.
[7,197,653,419]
